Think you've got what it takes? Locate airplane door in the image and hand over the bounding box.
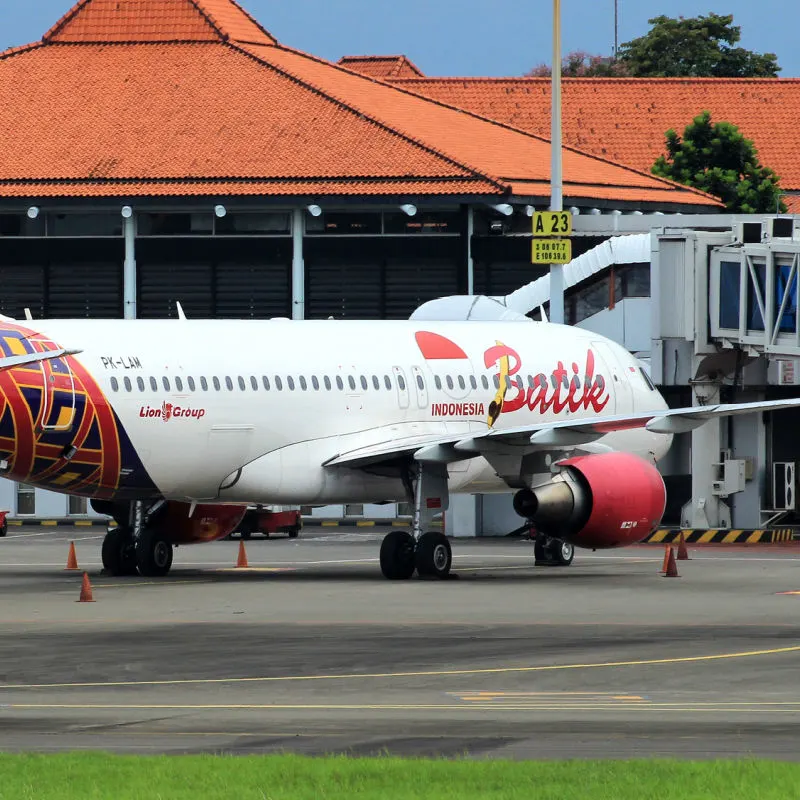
[38,352,77,432]
[591,341,632,415]
[410,365,428,408]
[392,367,410,409]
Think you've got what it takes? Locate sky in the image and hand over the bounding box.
[1,0,798,77]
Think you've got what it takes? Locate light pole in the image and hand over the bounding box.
[549,0,565,324]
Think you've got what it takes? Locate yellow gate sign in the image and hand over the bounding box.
[533,211,572,237]
[532,238,572,264]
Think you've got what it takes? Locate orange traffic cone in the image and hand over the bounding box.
[660,543,671,573]
[65,541,79,571]
[77,572,95,602]
[236,540,249,569]
[663,546,680,578]
[677,532,690,561]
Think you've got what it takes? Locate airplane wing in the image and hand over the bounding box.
[323,397,800,469]
[0,348,82,373]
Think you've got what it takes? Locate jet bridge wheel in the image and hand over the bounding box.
[415,531,452,579]
[135,528,174,577]
[101,527,138,576]
[380,530,416,580]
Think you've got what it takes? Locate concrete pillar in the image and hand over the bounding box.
[122,211,136,319]
[466,206,474,296]
[445,494,482,538]
[681,380,732,528]
[291,208,305,320]
[730,390,767,529]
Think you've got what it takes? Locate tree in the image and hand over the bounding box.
[652,111,786,213]
[526,50,630,78]
[618,13,780,77]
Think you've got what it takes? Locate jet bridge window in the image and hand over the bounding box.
[110,377,119,392]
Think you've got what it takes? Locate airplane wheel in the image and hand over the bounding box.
[135,528,173,577]
[380,530,416,580]
[415,531,452,579]
[549,540,574,566]
[101,527,137,576]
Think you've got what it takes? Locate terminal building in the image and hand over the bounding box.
[1,0,798,536]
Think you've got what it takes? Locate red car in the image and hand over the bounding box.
[0,511,7,538]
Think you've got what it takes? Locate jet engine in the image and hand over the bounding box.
[513,452,666,549]
[91,499,246,544]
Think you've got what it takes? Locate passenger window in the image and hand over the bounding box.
[262,376,270,390]
[416,375,424,390]
[188,377,196,392]
[384,375,391,390]
[150,377,158,392]
[348,376,356,391]
[137,377,145,392]
[398,375,406,391]
[481,375,489,390]
[275,376,283,391]
[336,376,344,390]
[300,376,307,391]
[446,376,454,390]
[360,376,368,391]
[324,376,331,390]
[163,377,170,391]
[493,375,499,389]
[250,376,258,391]
[469,375,477,390]
[213,377,221,391]
[225,377,234,391]
[110,377,119,392]
[287,377,295,391]
[312,376,320,391]
[238,377,246,391]
[372,375,380,391]
[124,377,132,392]
[434,376,442,390]
[175,377,183,392]
[458,376,465,390]
[200,377,208,391]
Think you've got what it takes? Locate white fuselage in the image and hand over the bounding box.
[28,318,672,505]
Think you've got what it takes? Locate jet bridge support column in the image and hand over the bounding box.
[291,208,305,320]
[123,211,136,320]
[681,379,732,529]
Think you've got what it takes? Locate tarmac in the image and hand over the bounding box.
[2,526,800,760]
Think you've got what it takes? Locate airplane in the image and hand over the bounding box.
[0,312,796,581]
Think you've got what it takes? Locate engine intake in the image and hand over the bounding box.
[515,452,666,549]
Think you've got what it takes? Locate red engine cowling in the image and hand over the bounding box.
[517,452,666,549]
[154,502,247,545]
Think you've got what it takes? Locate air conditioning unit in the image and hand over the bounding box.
[773,462,797,510]
[733,221,763,244]
[764,216,799,240]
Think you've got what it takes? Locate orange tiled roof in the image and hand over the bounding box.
[337,55,424,79]
[389,76,800,195]
[785,195,800,213]
[0,1,720,207]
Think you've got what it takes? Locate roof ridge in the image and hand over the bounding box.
[43,0,91,42]
[229,41,509,193]
[391,76,800,84]
[315,53,719,203]
[0,42,46,62]
[190,0,276,45]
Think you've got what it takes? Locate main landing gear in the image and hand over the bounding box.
[380,463,453,580]
[100,500,174,578]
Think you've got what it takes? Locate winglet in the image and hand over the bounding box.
[176,302,187,321]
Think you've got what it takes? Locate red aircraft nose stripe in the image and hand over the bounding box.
[415,331,468,360]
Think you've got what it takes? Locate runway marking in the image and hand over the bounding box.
[2,644,798,691]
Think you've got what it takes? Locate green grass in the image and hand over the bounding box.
[0,754,798,799]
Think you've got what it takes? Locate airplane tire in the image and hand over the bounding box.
[135,528,173,577]
[101,527,137,576]
[415,531,452,579]
[380,530,416,580]
[549,540,575,566]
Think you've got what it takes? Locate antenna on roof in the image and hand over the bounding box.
[175,301,187,321]
[24,308,33,321]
